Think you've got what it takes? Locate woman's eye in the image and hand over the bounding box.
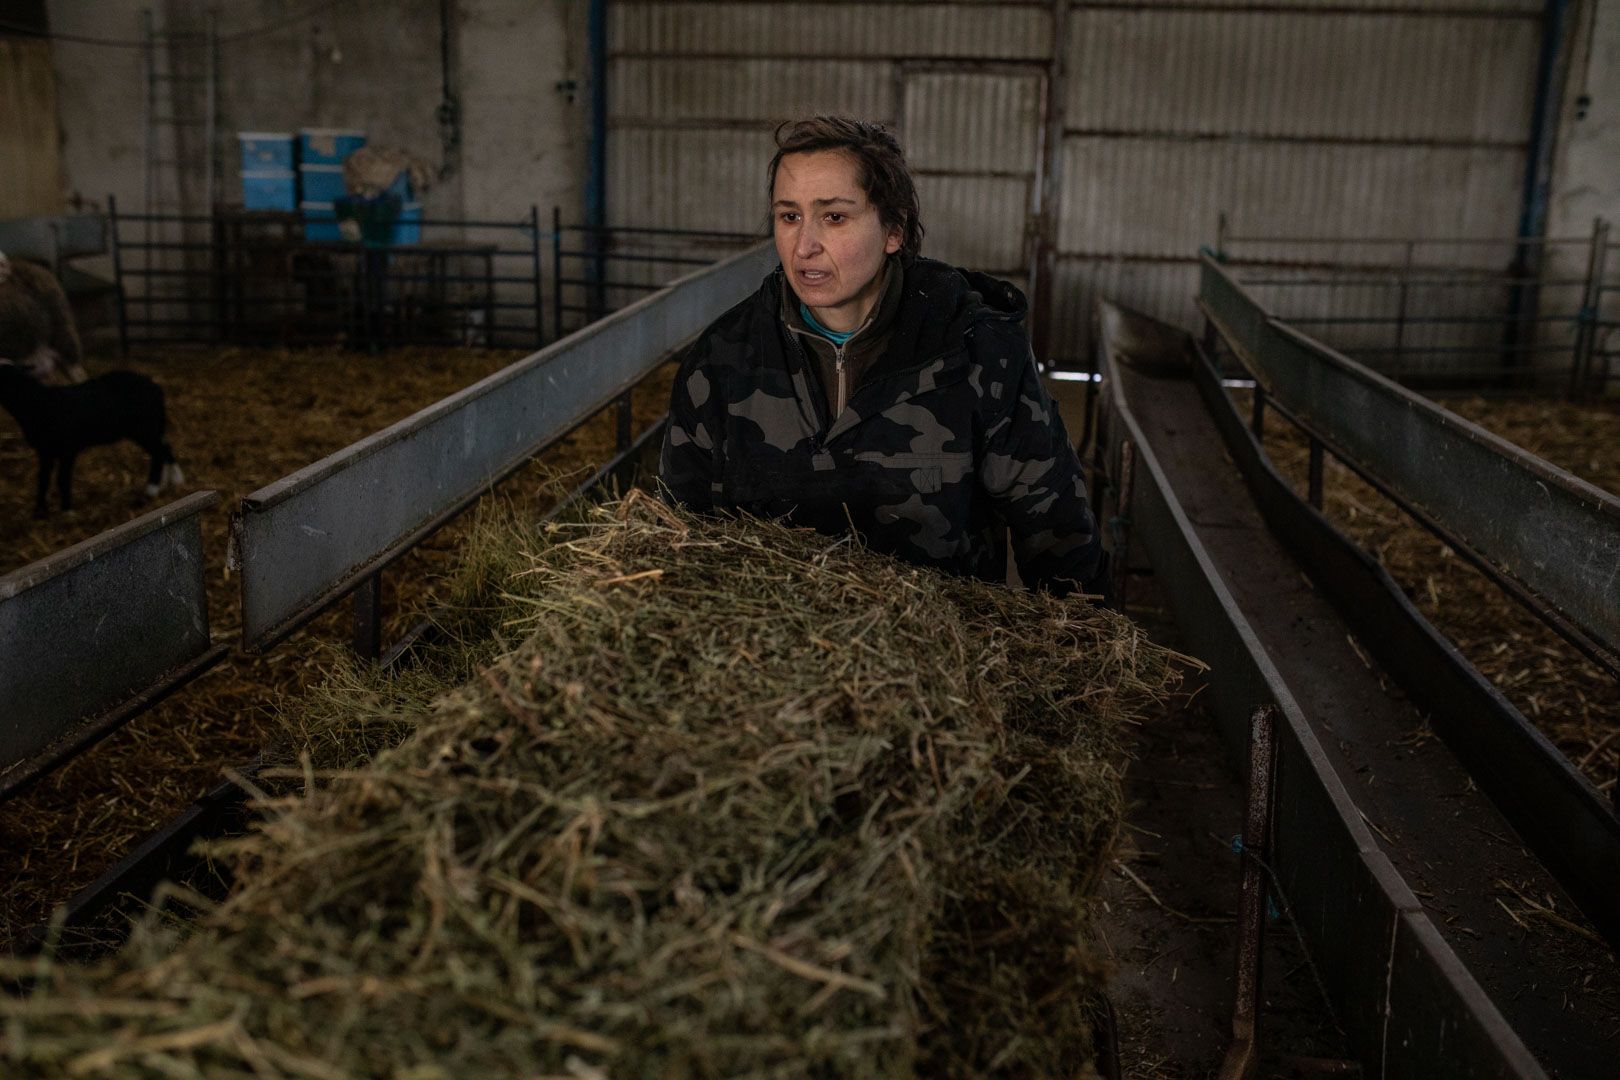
[826,213,845,224]
[779,212,799,224]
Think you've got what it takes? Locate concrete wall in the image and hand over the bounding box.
[45,0,589,225]
[0,37,66,217]
[1548,0,1620,243]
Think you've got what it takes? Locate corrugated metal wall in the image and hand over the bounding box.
[607,0,1545,370]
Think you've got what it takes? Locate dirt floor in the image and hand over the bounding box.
[0,344,675,946]
[1237,390,1620,796]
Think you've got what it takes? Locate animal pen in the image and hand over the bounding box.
[3,224,1617,1075]
[104,199,758,353]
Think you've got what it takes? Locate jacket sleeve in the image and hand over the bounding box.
[658,341,724,512]
[977,338,1108,600]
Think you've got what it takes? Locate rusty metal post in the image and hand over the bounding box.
[1088,379,1108,510]
[1570,218,1610,400]
[529,204,543,348]
[1110,438,1135,608]
[616,389,633,452]
[107,194,130,358]
[1307,436,1325,511]
[351,571,383,662]
[1393,240,1414,366]
[1218,704,1279,1080]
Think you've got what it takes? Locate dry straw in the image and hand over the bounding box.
[3,492,1180,1077]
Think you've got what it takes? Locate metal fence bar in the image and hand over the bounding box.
[0,492,224,800]
[557,250,714,266]
[232,240,775,651]
[1202,253,1620,658]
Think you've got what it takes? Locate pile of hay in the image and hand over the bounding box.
[2,492,1179,1077]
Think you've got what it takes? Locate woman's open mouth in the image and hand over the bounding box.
[797,269,831,286]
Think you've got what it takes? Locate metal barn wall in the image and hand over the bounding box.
[1054,0,1543,371]
[607,0,1547,370]
[607,0,1053,303]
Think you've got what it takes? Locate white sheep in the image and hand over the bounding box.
[0,250,90,386]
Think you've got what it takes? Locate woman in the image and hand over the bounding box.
[660,116,1107,599]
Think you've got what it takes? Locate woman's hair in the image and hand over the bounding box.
[767,116,924,258]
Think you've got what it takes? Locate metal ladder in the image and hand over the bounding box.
[139,7,219,328]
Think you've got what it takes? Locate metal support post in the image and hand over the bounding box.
[552,205,564,341]
[1307,437,1324,511]
[108,195,130,358]
[616,390,634,452]
[1393,240,1414,361]
[1110,438,1135,608]
[352,571,383,661]
[1087,382,1108,511]
[1570,218,1610,399]
[529,204,544,348]
[1218,704,1280,1080]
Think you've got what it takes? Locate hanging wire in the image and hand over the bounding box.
[0,0,348,49]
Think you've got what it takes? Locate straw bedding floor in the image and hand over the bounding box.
[1242,391,1620,794]
[0,346,674,947]
[1,493,1179,1077]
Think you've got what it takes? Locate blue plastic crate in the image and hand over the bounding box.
[242,169,297,211]
[238,132,294,172]
[298,128,365,166]
[300,201,342,242]
[299,163,348,203]
[391,202,422,245]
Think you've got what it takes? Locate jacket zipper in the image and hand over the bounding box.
[833,342,848,416]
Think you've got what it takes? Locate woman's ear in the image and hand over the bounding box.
[884,226,903,256]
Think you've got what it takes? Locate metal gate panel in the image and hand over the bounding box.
[900,67,1043,286]
[903,70,1043,174]
[609,127,776,233]
[1050,257,1202,351]
[1066,10,1537,143]
[610,58,895,126]
[612,2,1050,60]
[1060,138,1525,259]
[914,175,1030,272]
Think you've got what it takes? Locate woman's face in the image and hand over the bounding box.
[772,150,902,332]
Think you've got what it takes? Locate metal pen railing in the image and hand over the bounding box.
[110,197,549,352]
[1209,218,1620,398]
[108,199,761,355]
[549,211,761,339]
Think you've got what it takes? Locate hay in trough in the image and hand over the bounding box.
[2,492,1178,1077]
[0,347,675,946]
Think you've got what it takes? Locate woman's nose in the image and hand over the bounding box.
[795,224,822,258]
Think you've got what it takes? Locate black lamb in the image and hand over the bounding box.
[0,361,183,517]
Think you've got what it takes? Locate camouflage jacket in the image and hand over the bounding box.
[659,255,1107,597]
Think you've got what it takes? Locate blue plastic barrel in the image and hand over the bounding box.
[299,163,348,203]
[300,201,342,242]
[242,170,297,211]
[391,203,423,245]
[298,128,366,166]
[238,132,295,172]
